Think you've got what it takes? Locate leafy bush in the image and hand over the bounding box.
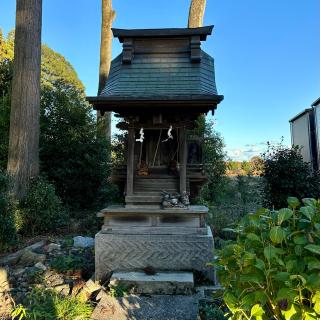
[21,176,68,235]
[215,197,320,319]
[262,143,320,209]
[0,171,17,251]
[1,32,112,210]
[13,287,93,320]
[192,117,227,205]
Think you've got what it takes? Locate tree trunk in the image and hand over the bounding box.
[98,0,115,141]
[188,0,207,28]
[7,0,42,199]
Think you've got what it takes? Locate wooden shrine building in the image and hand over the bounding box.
[88,26,223,281]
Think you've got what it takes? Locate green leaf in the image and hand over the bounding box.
[308,260,320,271]
[270,226,286,244]
[246,233,261,242]
[293,234,308,245]
[302,198,317,207]
[300,206,315,220]
[224,292,238,313]
[287,197,300,209]
[278,208,293,225]
[276,287,297,303]
[264,244,278,260]
[281,304,301,319]
[243,252,256,267]
[250,304,265,317]
[305,244,320,255]
[240,272,264,284]
[255,258,265,271]
[294,245,303,256]
[312,291,320,314]
[274,272,290,282]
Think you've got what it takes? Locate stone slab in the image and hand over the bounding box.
[110,271,194,295]
[95,227,214,281]
[91,294,199,320]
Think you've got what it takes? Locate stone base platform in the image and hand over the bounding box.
[110,271,194,295]
[95,205,214,281]
[95,228,213,281]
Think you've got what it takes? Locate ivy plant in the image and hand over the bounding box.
[214,197,320,319]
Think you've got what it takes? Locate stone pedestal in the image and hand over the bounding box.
[95,205,214,281]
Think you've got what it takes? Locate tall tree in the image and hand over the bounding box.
[188,0,207,28]
[7,0,42,199]
[98,0,115,141]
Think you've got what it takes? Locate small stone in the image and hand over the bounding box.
[44,271,64,287]
[11,268,26,277]
[44,243,61,253]
[95,289,108,302]
[18,249,46,267]
[34,262,47,271]
[53,284,70,296]
[73,236,94,248]
[77,276,101,302]
[85,276,101,294]
[71,279,86,296]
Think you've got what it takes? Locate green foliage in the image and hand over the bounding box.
[15,287,93,320]
[262,142,320,209]
[193,116,227,205]
[41,45,83,90]
[11,304,27,320]
[0,171,17,251]
[199,301,226,320]
[40,79,112,209]
[21,176,68,235]
[206,176,263,238]
[108,283,128,297]
[50,254,85,274]
[0,30,114,210]
[215,197,320,319]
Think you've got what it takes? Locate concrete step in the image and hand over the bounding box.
[110,271,194,295]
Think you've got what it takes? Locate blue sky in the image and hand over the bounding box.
[1,0,319,160]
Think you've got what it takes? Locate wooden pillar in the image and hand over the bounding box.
[126,126,135,196]
[179,126,187,193]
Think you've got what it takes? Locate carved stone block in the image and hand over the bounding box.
[95,227,214,281]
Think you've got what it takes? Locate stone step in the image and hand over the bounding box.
[125,195,162,203]
[110,271,194,295]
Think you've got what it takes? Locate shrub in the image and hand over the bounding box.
[0,171,17,251]
[262,142,320,209]
[14,287,93,320]
[215,197,320,319]
[21,176,68,235]
[40,80,111,209]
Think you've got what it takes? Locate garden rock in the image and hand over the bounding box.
[76,276,101,302]
[44,270,65,287]
[73,236,94,248]
[44,243,61,253]
[34,262,47,271]
[53,283,70,296]
[18,249,46,267]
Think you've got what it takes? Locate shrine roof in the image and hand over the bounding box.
[112,26,214,42]
[87,26,223,112]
